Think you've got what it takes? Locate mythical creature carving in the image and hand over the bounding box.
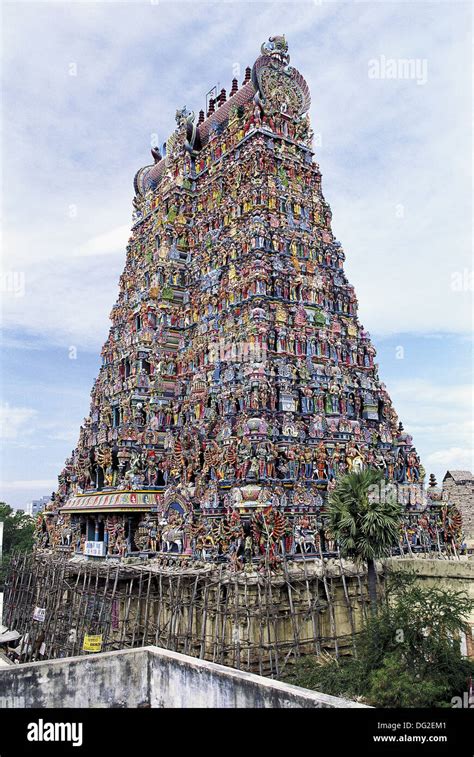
[260,35,290,66]
[174,106,200,155]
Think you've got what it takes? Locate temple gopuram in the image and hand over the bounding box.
[37,36,462,563]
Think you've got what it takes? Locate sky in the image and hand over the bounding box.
[0,0,472,508]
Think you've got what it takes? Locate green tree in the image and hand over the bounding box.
[282,571,474,708]
[327,469,403,613]
[0,502,35,588]
[362,571,474,685]
[366,653,451,708]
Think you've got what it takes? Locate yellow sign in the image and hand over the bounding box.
[83,634,103,653]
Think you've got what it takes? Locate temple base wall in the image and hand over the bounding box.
[3,554,372,674]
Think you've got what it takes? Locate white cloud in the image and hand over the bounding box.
[74,224,131,257]
[390,380,472,406]
[425,447,474,472]
[386,377,474,482]
[0,1,471,347]
[0,403,37,440]
[0,255,122,349]
[1,479,57,491]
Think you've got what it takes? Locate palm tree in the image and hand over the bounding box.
[327,469,403,614]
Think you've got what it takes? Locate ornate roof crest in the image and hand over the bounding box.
[260,35,290,66]
[253,36,310,119]
[175,106,195,127]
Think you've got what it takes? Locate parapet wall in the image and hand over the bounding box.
[0,646,366,708]
[387,557,474,598]
[387,557,474,656]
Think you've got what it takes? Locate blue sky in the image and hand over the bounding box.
[1,0,472,508]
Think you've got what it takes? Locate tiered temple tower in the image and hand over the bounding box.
[42,37,432,561]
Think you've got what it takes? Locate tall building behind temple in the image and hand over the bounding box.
[41,36,432,560]
[24,496,51,517]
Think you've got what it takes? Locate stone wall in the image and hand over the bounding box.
[117,561,369,670]
[0,646,366,708]
[387,557,474,658]
[442,476,474,543]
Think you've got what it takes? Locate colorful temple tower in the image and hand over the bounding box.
[42,36,429,561]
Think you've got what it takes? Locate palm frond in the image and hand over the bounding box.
[327,469,403,561]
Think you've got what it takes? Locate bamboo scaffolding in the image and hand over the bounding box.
[356,571,368,625]
[317,544,339,659]
[302,556,321,656]
[120,576,135,648]
[263,565,280,676]
[282,559,301,662]
[4,553,371,676]
[44,559,67,658]
[94,563,111,655]
[105,566,120,651]
[199,574,210,659]
[184,574,199,656]
[131,570,144,648]
[142,572,152,647]
[233,576,241,669]
[154,572,164,647]
[255,576,265,676]
[337,550,357,655]
[171,574,182,651]
[244,572,251,670]
[76,564,94,654]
